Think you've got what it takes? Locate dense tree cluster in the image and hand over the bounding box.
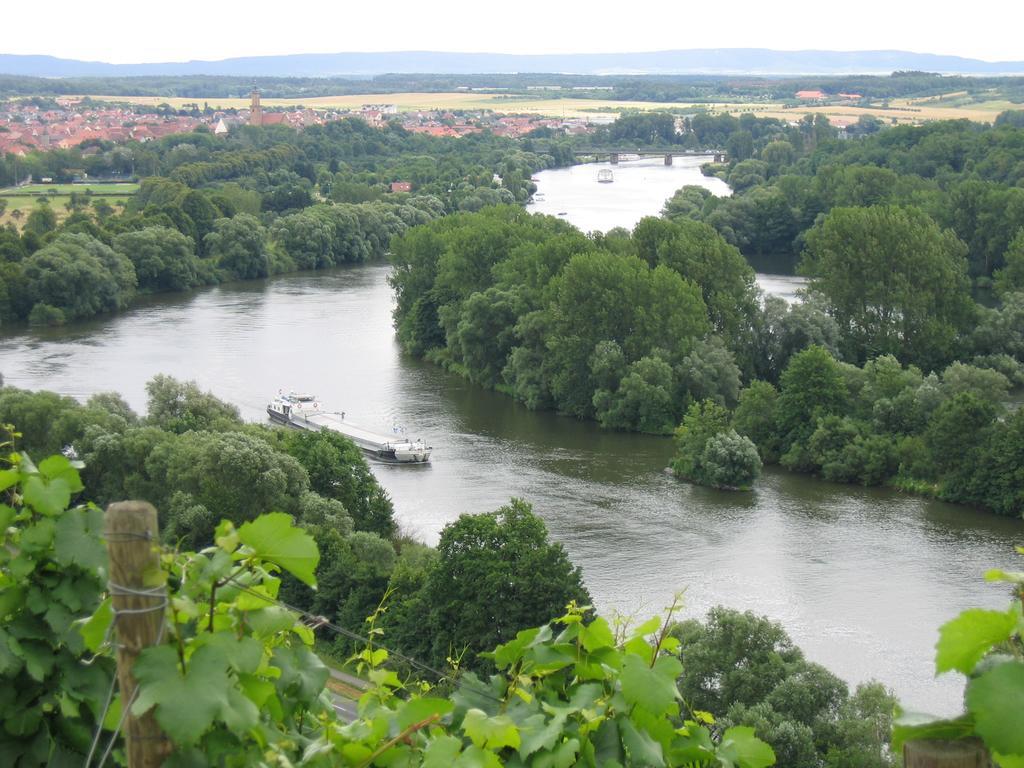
[672,608,897,768]
[391,207,767,435]
[669,114,1024,282]
[731,346,1024,515]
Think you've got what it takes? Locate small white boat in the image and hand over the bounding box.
[267,392,431,464]
[597,169,614,183]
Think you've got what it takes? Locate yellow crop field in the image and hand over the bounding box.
[68,92,1017,124]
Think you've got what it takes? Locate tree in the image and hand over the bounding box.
[994,229,1024,297]
[204,214,270,280]
[672,399,735,486]
[23,202,57,237]
[144,374,240,434]
[412,499,590,670]
[22,233,136,320]
[593,354,677,434]
[700,430,762,490]
[113,226,200,293]
[801,206,974,368]
[775,346,848,470]
[733,381,781,462]
[271,211,336,270]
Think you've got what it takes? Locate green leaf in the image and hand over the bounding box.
[965,660,1024,756]
[519,713,566,759]
[79,598,113,653]
[454,744,503,768]
[246,606,297,637]
[0,469,20,492]
[22,475,71,517]
[994,754,1024,768]
[132,644,232,746]
[19,517,56,553]
[271,645,328,704]
[54,506,106,571]
[936,608,1018,674]
[38,455,83,492]
[396,697,454,731]
[619,716,665,767]
[620,654,682,714]
[579,616,614,652]
[461,708,521,751]
[890,710,975,752]
[717,726,776,768]
[237,512,319,588]
[0,586,25,620]
[423,734,464,768]
[986,569,1024,585]
[0,503,15,529]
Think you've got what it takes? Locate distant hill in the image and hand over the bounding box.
[3,49,1024,77]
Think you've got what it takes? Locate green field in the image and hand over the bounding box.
[0,182,139,196]
[0,184,136,228]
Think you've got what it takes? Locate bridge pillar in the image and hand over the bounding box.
[664,153,673,166]
[610,153,619,165]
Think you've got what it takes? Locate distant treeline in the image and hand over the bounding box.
[0,118,574,326]
[3,71,1024,102]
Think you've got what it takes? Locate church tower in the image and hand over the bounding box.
[249,88,263,127]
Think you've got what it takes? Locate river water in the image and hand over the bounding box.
[527,156,807,299]
[1,264,1020,715]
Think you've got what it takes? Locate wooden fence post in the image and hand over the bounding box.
[105,501,170,768]
[904,739,992,768]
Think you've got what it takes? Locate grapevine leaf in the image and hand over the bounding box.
[54,506,106,571]
[79,598,113,653]
[395,697,454,731]
[593,716,623,766]
[579,616,615,652]
[936,608,1018,674]
[0,586,25,620]
[221,686,259,733]
[422,734,463,768]
[890,710,974,752]
[0,469,19,492]
[22,476,71,517]
[237,512,319,587]
[620,654,682,714]
[548,737,581,768]
[454,744,503,768]
[519,713,567,759]
[245,606,297,637]
[717,726,776,768]
[461,708,520,750]
[19,518,56,553]
[199,633,263,675]
[132,644,232,746]
[0,503,15,529]
[619,716,665,767]
[965,661,1024,756]
[271,645,328,704]
[994,754,1024,768]
[985,569,1024,585]
[17,639,57,681]
[38,455,84,492]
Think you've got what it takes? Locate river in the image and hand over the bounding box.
[1,264,1019,716]
[526,155,807,299]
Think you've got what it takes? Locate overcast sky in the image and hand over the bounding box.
[6,0,1024,63]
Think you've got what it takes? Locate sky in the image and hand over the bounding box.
[6,0,1024,64]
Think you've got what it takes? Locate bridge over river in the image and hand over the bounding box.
[572,147,727,165]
